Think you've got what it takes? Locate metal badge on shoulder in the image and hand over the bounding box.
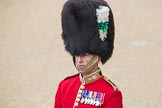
[103,76,118,90]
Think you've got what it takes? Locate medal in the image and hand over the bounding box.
[91,92,97,105]
[95,92,101,106]
[87,98,90,104]
[90,99,94,105]
[80,90,86,103]
[80,90,105,107]
[92,100,96,105]
[84,90,89,104]
[95,100,100,106]
[84,98,88,104]
[87,91,93,104]
[100,93,105,105]
[81,90,89,104]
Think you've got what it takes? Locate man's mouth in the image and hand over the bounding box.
[76,65,85,68]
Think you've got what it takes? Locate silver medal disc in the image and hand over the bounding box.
[92,100,96,105]
[95,101,100,106]
[84,98,88,104]
[90,99,94,105]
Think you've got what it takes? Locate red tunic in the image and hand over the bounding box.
[54,74,123,108]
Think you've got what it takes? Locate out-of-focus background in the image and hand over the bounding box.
[0,0,162,108]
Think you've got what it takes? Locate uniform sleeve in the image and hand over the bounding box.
[103,90,123,108]
[54,81,63,108]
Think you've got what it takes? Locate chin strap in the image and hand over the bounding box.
[75,55,99,72]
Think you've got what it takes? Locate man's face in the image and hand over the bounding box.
[75,53,100,75]
[75,53,94,69]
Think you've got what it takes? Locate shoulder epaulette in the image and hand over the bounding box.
[103,76,118,91]
[64,73,79,80]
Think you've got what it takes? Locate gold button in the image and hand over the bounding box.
[76,98,80,102]
[74,102,78,106]
[78,90,82,94]
[80,85,85,89]
[77,94,81,98]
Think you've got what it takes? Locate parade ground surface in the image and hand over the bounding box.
[0,0,162,108]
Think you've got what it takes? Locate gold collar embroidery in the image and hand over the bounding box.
[80,69,102,84]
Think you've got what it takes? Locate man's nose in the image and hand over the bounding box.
[77,56,83,62]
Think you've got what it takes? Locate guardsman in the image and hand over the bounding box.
[54,0,123,108]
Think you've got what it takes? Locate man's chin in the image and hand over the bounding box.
[76,67,86,73]
[77,67,84,72]
[78,70,86,74]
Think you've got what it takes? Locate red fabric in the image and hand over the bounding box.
[54,75,123,108]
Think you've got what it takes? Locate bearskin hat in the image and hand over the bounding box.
[61,0,115,64]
